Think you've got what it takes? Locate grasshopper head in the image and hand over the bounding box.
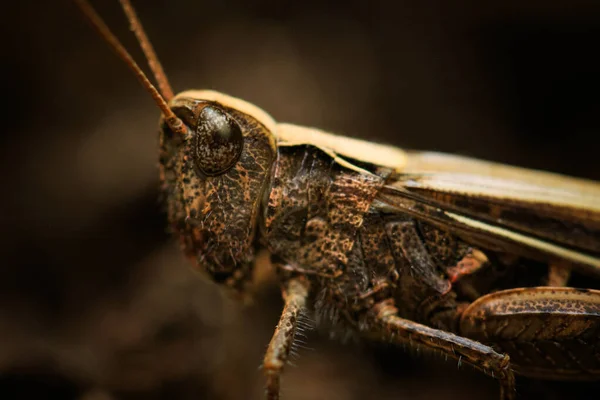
[159,91,277,291]
[74,1,278,292]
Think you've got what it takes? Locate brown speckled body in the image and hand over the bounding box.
[158,91,600,400]
[75,2,600,398]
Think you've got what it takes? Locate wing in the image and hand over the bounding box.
[375,151,600,276]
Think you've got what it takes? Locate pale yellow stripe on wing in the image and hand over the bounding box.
[447,212,600,268]
[401,173,600,213]
[403,152,600,213]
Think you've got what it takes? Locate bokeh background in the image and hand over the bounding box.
[2,1,600,399]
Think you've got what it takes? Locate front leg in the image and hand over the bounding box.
[365,299,516,400]
[263,277,310,400]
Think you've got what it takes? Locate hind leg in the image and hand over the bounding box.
[364,299,516,400]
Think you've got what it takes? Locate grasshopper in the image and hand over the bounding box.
[75,1,600,399]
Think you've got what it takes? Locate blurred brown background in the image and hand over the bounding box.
[2,1,600,399]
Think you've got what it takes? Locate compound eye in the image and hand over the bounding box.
[194,105,243,176]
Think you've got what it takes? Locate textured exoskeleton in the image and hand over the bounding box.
[158,91,600,400]
[74,1,600,398]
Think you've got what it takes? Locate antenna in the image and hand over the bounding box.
[74,0,186,136]
[118,0,174,101]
